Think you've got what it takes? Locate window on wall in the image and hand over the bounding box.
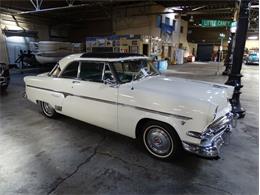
[165,17,170,26]
[180,26,184,33]
[156,15,162,27]
[172,20,176,31]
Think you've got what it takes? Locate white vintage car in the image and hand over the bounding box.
[24,53,236,160]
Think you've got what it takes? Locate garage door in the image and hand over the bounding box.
[197,44,213,61]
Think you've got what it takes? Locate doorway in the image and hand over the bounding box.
[168,46,172,60]
[142,44,148,56]
[197,44,213,61]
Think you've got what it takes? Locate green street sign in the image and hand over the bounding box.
[200,19,233,28]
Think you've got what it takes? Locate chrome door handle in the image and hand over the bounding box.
[72,80,80,84]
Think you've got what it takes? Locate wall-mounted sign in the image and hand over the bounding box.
[160,23,174,35]
[200,20,232,28]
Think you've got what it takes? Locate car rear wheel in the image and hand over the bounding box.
[139,121,181,160]
[40,101,57,118]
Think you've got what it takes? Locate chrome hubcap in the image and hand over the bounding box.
[145,126,172,156]
[43,102,54,115]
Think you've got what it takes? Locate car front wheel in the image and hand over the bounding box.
[140,121,181,160]
[40,101,57,118]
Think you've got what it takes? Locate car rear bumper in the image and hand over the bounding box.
[183,112,236,158]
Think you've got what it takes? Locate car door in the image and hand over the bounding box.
[61,61,118,131]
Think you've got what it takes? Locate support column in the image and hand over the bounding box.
[0,28,9,64]
[225,0,250,118]
[222,33,235,75]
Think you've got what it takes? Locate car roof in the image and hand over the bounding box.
[59,53,149,70]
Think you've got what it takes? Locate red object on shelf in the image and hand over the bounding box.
[187,55,195,62]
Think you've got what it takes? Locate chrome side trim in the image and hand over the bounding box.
[186,131,202,139]
[26,85,192,121]
[26,85,117,105]
[125,105,192,120]
[77,94,118,105]
[27,85,72,98]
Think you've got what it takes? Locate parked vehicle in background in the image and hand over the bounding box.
[0,63,10,92]
[24,53,236,160]
[245,53,259,65]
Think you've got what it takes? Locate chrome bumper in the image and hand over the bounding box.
[183,112,236,158]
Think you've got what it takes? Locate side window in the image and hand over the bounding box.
[113,61,138,83]
[180,26,184,33]
[172,20,176,31]
[61,61,79,78]
[79,61,105,83]
[103,64,114,81]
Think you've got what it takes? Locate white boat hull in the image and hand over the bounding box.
[35,52,72,64]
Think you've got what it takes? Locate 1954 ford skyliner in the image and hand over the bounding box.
[24,53,236,160]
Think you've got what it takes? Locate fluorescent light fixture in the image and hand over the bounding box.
[248,36,258,40]
[189,16,194,22]
[219,33,225,38]
[171,7,183,11]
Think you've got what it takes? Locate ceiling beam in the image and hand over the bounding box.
[18,3,91,15]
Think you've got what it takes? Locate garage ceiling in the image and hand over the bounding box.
[0,0,258,32]
[0,0,238,21]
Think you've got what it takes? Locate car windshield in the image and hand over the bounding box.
[113,59,159,83]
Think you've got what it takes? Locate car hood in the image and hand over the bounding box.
[134,75,234,111]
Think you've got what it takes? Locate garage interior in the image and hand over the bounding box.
[0,0,259,194]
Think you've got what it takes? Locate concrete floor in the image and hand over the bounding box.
[0,62,258,194]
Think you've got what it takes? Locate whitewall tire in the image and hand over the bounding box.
[139,121,181,160]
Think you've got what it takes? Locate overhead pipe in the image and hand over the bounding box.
[192,5,207,11]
